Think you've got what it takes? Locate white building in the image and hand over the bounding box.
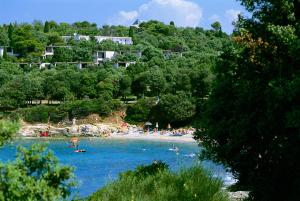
[94,51,117,64]
[42,46,54,59]
[0,47,4,58]
[114,61,136,68]
[62,34,133,45]
[6,48,19,57]
[74,34,90,41]
[39,63,51,69]
[94,36,132,45]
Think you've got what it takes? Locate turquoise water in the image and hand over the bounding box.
[0,138,233,198]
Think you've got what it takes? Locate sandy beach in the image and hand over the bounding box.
[109,133,196,143]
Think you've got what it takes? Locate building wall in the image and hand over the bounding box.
[0,47,3,58]
[62,35,133,45]
[105,51,116,59]
[94,51,117,64]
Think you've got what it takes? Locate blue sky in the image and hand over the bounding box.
[0,0,248,33]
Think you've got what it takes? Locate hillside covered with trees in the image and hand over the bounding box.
[0,20,229,127]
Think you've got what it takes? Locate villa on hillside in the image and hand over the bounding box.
[94,51,117,64]
[62,34,133,45]
[42,46,54,59]
[42,45,71,59]
[114,61,136,68]
[0,46,20,57]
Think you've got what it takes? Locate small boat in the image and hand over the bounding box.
[169,145,179,152]
[74,149,86,153]
[184,153,196,158]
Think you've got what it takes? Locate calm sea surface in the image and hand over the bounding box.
[0,138,233,198]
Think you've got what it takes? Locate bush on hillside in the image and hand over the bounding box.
[61,99,123,119]
[11,99,123,124]
[62,100,100,119]
[125,98,156,124]
[17,105,65,123]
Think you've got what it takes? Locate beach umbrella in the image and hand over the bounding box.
[145,122,152,126]
[145,122,152,132]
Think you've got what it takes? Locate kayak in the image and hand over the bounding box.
[74,149,86,153]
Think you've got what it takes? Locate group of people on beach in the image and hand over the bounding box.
[145,127,195,136]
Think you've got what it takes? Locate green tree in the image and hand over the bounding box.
[0,29,9,46]
[0,120,75,201]
[0,78,26,110]
[125,98,156,124]
[0,144,75,200]
[146,68,166,97]
[211,21,222,33]
[44,21,50,33]
[12,24,45,58]
[195,0,300,200]
[46,32,63,45]
[0,120,19,146]
[7,23,14,46]
[129,26,134,38]
[119,75,132,100]
[52,47,73,62]
[157,92,196,125]
[131,72,148,98]
[22,76,44,104]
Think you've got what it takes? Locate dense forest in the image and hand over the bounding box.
[0,20,229,127]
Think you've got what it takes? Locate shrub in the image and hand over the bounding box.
[61,100,100,119]
[121,161,168,179]
[17,105,67,123]
[88,163,229,201]
[18,105,54,123]
[61,99,121,119]
[0,120,19,146]
[0,144,75,200]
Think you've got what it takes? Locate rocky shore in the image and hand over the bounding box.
[18,122,129,137]
[17,120,196,142]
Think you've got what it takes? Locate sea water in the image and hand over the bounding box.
[0,138,234,198]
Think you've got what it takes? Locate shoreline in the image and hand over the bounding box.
[19,121,197,143]
[108,133,196,143]
[15,133,196,143]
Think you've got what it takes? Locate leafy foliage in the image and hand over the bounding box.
[88,163,229,201]
[0,20,228,127]
[0,144,75,201]
[0,120,19,146]
[125,98,156,124]
[195,0,300,200]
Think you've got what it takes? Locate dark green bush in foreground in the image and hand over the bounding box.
[0,144,75,201]
[88,162,229,201]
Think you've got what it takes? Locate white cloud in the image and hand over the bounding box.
[225,9,241,22]
[119,11,138,21]
[209,14,220,22]
[111,0,202,27]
